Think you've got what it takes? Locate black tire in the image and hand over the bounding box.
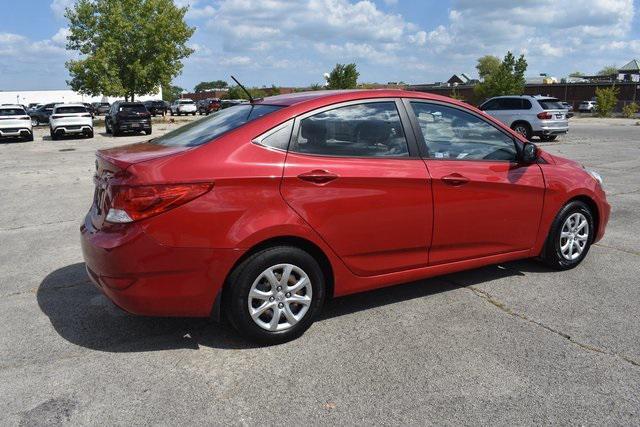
[86,129,94,139]
[32,119,40,127]
[511,122,532,140]
[105,120,112,134]
[170,110,174,116]
[540,135,557,142]
[225,246,326,344]
[192,112,196,116]
[24,133,34,142]
[50,131,58,141]
[145,129,152,135]
[112,125,120,136]
[541,200,595,270]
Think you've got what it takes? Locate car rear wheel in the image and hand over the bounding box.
[225,246,326,344]
[511,122,532,140]
[31,119,39,127]
[542,200,594,270]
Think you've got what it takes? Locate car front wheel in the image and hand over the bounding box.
[542,200,594,270]
[511,122,532,140]
[225,246,326,344]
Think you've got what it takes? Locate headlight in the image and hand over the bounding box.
[585,168,603,186]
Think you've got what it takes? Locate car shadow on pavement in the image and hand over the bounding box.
[38,260,552,352]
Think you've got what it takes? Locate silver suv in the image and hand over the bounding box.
[479,95,569,141]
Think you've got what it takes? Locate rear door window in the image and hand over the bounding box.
[291,101,409,157]
[500,98,523,110]
[55,106,87,114]
[119,104,147,113]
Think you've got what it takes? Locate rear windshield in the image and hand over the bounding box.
[177,100,195,104]
[537,98,564,110]
[0,108,26,116]
[151,104,283,147]
[55,106,87,114]
[118,104,146,113]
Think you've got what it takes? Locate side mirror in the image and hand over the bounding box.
[522,142,538,163]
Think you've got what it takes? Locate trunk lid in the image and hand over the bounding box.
[90,143,190,229]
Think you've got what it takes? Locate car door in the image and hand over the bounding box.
[281,99,433,276]
[405,99,545,265]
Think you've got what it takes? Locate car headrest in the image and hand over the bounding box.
[301,119,327,143]
[356,120,391,144]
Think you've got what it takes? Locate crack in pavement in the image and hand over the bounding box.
[0,218,78,232]
[594,243,640,257]
[442,277,640,368]
[1,280,89,299]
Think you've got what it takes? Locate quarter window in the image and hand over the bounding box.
[292,102,409,157]
[254,120,293,151]
[410,102,518,161]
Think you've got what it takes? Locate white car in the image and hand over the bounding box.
[578,100,597,113]
[0,105,33,142]
[170,99,197,116]
[49,103,94,140]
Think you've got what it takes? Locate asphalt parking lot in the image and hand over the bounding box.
[1,116,639,425]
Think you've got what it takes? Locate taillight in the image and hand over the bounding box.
[537,112,553,120]
[82,114,92,117]
[21,116,30,120]
[106,183,213,223]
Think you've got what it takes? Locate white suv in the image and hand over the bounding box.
[49,104,94,140]
[170,99,197,116]
[578,100,597,113]
[479,95,569,141]
[0,105,33,142]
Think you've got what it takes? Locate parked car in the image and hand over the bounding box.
[27,103,42,112]
[92,102,111,116]
[197,98,221,115]
[170,99,197,116]
[82,103,95,117]
[49,103,94,140]
[28,102,62,126]
[144,100,168,116]
[560,101,574,112]
[81,89,610,344]
[104,101,151,136]
[479,95,569,141]
[578,100,598,113]
[0,105,33,141]
[220,99,247,109]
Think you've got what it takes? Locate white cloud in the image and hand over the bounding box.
[50,0,74,19]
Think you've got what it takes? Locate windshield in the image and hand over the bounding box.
[537,98,564,110]
[0,108,26,116]
[178,100,195,104]
[151,104,282,147]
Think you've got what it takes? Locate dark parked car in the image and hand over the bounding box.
[105,101,151,136]
[92,102,111,115]
[220,99,246,109]
[197,98,221,115]
[144,100,167,116]
[82,103,95,117]
[28,103,62,126]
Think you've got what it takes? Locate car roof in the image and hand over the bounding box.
[0,104,25,109]
[254,89,463,107]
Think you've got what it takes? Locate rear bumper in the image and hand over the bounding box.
[80,215,241,317]
[535,125,569,136]
[0,127,31,137]
[117,121,151,131]
[52,124,93,134]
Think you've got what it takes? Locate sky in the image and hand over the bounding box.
[1,0,639,91]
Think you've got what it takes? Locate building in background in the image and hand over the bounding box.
[0,88,162,106]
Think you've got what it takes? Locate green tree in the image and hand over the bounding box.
[622,102,639,118]
[194,80,228,92]
[309,83,323,91]
[474,52,528,101]
[594,86,619,117]
[326,63,359,89]
[597,65,618,76]
[226,85,267,100]
[476,55,501,81]
[569,71,585,77]
[66,0,195,101]
[162,83,184,102]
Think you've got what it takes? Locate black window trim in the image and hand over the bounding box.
[288,98,421,159]
[402,98,524,163]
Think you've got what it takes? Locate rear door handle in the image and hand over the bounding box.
[297,169,339,184]
[441,173,469,186]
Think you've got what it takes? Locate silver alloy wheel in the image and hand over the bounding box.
[560,212,589,260]
[247,263,313,332]
[514,125,528,136]
[31,119,38,127]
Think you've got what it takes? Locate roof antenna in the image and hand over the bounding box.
[231,75,257,103]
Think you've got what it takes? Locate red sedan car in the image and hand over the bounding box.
[81,90,610,344]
